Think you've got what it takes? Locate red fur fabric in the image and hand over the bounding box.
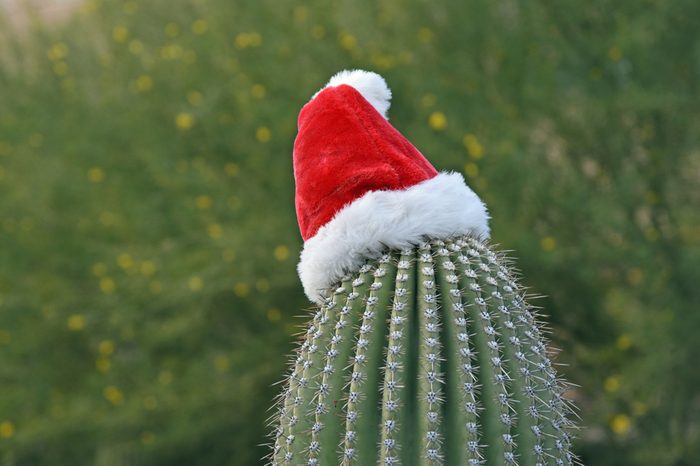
[294,84,438,241]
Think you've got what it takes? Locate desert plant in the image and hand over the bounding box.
[270,235,575,465]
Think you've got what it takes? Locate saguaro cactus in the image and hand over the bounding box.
[270,69,577,465]
[270,236,575,465]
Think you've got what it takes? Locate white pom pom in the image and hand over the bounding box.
[318,69,392,119]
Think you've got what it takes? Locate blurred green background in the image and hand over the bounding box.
[0,0,699,464]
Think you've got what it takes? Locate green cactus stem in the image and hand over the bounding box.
[270,235,576,466]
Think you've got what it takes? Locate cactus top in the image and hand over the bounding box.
[294,70,491,304]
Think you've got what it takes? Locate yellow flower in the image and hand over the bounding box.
[99,340,115,355]
[417,27,433,43]
[67,314,86,331]
[645,227,659,242]
[135,75,153,92]
[112,25,128,43]
[293,6,308,22]
[464,163,479,178]
[428,112,447,131]
[0,421,14,438]
[96,357,111,373]
[644,191,658,205]
[192,19,208,34]
[47,43,68,61]
[274,245,289,261]
[267,307,281,322]
[251,84,266,99]
[371,53,395,71]
[187,91,203,106]
[233,282,250,297]
[29,133,43,147]
[218,113,234,126]
[92,262,107,277]
[140,261,156,276]
[234,32,262,49]
[160,44,183,60]
[195,195,212,209]
[0,330,11,345]
[214,355,230,372]
[192,19,209,34]
[50,404,65,418]
[626,268,643,286]
[164,22,180,38]
[88,167,105,183]
[103,385,124,405]
[117,253,134,270]
[608,46,623,62]
[610,414,631,435]
[188,276,203,291]
[100,277,116,294]
[398,51,413,65]
[128,40,143,55]
[143,395,158,410]
[141,432,155,445]
[224,163,240,177]
[99,211,117,226]
[632,401,648,416]
[540,236,556,252]
[52,61,68,76]
[420,94,436,108]
[616,334,632,351]
[604,375,620,393]
[310,25,326,40]
[158,370,173,385]
[175,112,194,130]
[123,1,137,14]
[463,134,484,159]
[208,223,223,239]
[256,126,271,143]
[338,32,356,50]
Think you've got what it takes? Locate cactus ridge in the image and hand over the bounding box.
[269,235,577,466]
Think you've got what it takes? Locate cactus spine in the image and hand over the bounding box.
[271,235,576,465]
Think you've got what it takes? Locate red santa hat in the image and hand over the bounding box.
[294,70,490,303]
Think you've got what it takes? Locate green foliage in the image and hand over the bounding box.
[273,237,576,465]
[0,0,698,465]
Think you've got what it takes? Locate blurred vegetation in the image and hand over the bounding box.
[0,0,698,465]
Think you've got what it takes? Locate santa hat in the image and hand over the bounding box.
[294,70,490,303]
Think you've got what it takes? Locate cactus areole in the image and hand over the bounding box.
[270,70,577,465]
